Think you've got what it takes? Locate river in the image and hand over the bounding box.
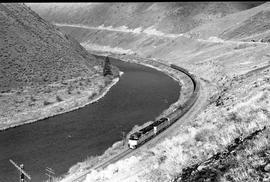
[0,58,180,182]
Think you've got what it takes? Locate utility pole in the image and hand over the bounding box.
[45,167,55,182]
[121,131,126,146]
[9,159,31,182]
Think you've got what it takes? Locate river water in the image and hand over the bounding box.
[0,58,180,182]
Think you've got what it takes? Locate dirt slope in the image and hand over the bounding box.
[0,3,118,130]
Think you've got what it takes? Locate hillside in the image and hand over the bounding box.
[28,2,270,59]
[27,2,270,182]
[29,2,264,34]
[0,3,119,130]
[189,2,270,40]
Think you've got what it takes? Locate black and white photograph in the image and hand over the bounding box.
[0,2,270,182]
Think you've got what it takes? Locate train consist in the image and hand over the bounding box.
[128,64,200,149]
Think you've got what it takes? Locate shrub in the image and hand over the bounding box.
[14,99,24,103]
[67,87,72,94]
[92,92,97,98]
[105,78,111,85]
[57,107,64,112]
[16,91,22,95]
[227,112,242,123]
[30,96,37,102]
[194,128,211,142]
[158,155,167,165]
[88,92,97,100]
[43,100,53,106]
[56,95,63,102]
[44,88,52,93]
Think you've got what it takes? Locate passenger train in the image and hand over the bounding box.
[128,64,200,149]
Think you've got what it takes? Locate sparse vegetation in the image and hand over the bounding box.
[89,92,97,100]
[0,3,119,131]
[43,100,53,106]
[30,95,37,102]
[56,95,63,102]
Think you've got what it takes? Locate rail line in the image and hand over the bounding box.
[68,149,132,182]
[62,62,200,182]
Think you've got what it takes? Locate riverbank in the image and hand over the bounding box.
[0,73,121,131]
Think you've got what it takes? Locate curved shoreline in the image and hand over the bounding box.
[93,52,194,119]
[0,74,122,132]
[58,52,195,182]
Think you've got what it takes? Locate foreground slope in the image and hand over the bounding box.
[0,3,119,130]
[29,2,270,182]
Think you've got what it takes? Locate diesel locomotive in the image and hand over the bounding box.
[128,117,170,149]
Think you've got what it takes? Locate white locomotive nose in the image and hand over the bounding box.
[128,139,138,149]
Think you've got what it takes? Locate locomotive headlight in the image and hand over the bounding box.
[128,139,138,149]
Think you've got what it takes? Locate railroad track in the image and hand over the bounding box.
[66,149,132,182]
[61,61,200,182]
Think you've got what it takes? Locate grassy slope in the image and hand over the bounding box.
[27,2,270,182]
[84,66,270,182]
[188,2,270,40]
[0,3,119,130]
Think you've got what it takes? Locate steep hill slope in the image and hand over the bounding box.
[0,3,119,130]
[29,2,264,34]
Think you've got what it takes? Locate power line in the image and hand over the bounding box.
[45,167,55,182]
[9,159,31,182]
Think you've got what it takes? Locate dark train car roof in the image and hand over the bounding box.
[129,118,169,140]
[130,132,141,139]
[139,123,155,134]
[130,123,155,139]
[153,117,168,126]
